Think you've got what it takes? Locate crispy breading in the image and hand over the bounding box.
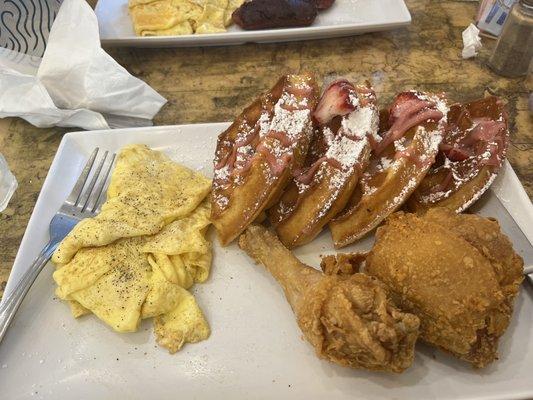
[320,252,367,277]
[239,225,419,373]
[365,208,523,368]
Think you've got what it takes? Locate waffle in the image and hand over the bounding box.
[329,91,449,248]
[268,79,377,248]
[407,96,509,213]
[211,74,318,245]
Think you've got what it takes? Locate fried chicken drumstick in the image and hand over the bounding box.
[239,225,420,373]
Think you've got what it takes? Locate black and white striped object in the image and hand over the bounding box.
[0,0,62,57]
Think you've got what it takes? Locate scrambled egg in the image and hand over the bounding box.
[53,144,211,264]
[128,0,245,36]
[143,200,212,289]
[52,144,213,353]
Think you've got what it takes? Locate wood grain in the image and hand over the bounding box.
[0,0,531,297]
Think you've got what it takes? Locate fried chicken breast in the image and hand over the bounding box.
[239,225,419,373]
[365,208,523,368]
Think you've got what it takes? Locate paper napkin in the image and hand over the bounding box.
[462,23,483,59]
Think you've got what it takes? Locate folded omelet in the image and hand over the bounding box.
[52,144,213,352]
[144,260,210,352]
[128,0,244,36]
[154,290,210,353]
[143,200,212,288]
[53,144,211,265]
[54,236,152,332]
[129,0,199,36]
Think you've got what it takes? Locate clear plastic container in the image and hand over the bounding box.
[0,153,17,212]
[488,0,533,77]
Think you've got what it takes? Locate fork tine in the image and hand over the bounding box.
[86,153,116,214]
[78,151,108,211]
[95,161,115,214]
[66,148,99,205]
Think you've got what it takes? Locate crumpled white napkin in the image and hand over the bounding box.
[0,0,166,130]
[462,23,483,59]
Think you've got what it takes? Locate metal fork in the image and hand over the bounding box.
[0,148,115,344]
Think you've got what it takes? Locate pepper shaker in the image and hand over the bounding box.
[488,0,533,77]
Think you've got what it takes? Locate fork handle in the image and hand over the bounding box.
[0,241,58,344]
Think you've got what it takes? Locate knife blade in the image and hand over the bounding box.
[469,190,533,285]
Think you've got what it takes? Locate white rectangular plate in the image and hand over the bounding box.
[95,0,411,47]
[1,124,533,400]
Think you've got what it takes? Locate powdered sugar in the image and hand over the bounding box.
[435,99,449,122]
[295,179,310,194]
[329,169,347,191]
[390,176,418,206]
[322,103,376,173]
[276,200,296,220]
[456,173,497,212]
[322,126,335,145]
[258,112,271,137]
[317,186,338,219]
[235,122,253,143]
[283,93,309,108]
[236,145,253,164]
[361,172,379,196]
[365,185,377,195]
[294,80,311,91]
[480,149,492,160]
[212,83,315,215]
[341,106,378,139]
[369,130,382,145]
[212,165,231,210]
[270,102,312,143]
[418,126,443,153]
[214,194,229,209]
[415,91,449,124]
[428,131,443,152]
[283,93,299,107]
[348,92,360,108]
[379,157,395,171]
[261,140,285,159]
[214,164,230,181]
[325,136,369,170]
[394,137,408,152]
[420,189,453,204]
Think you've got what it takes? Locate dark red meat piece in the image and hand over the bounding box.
[232,0,318,30]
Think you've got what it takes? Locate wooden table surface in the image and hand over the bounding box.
[0,0,531,298]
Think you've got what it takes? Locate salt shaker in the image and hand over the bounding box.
[0,153,17,212]
[488,0,533,77]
